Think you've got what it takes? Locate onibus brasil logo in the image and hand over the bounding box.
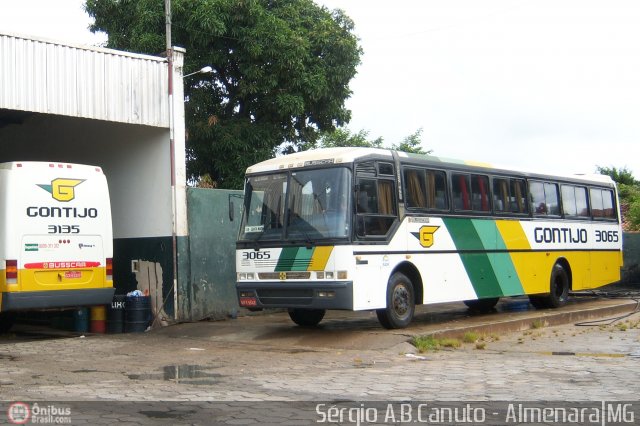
[37,178,85,202]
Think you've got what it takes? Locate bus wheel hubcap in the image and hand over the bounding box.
[393,286,409,316]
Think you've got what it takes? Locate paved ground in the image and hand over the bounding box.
[0,293,639,424]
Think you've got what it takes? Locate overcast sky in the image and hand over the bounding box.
[1,0,638,178]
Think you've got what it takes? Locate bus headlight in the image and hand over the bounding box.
[337,271,348,280]
[238,273,255,280]
[325,271,334,279]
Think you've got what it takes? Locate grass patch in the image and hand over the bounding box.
[413,335,461,352]
[475,342,487,350]
[462,332,480,344]
[615,323,628,332]
[531,319,546,329]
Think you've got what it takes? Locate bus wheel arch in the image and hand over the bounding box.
[529,259,571,309]
[392,261,423,306]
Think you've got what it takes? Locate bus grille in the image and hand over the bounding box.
[258,272,311,280]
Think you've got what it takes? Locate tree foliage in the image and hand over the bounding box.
[391,128,430,154]
[311,127,430,154]
[597,165,640,231]
[85,0,362,188]
[313,128,383,149]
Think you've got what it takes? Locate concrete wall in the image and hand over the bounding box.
[0,113,172,239]
[0,113,177,317]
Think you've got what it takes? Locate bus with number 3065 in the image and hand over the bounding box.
[235,147,622,329]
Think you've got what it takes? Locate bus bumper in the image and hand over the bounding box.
[237,281,353,310]
[1,288,115,312]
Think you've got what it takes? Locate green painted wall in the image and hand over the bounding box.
[184,188,243,321]
[622,233,640,285]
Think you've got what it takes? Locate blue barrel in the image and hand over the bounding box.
[73,308,89,333]
[124,295,152,333]
[106,295,126,333]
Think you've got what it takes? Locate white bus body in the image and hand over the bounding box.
[0,161,114,321]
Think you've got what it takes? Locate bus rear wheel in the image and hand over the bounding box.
[464,297,500,312]
[288,308,325,327]
[529,263,570,309]
[376,272,415,329]
[0,313,15,334]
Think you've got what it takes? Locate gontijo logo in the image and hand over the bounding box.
[37,178,85,202]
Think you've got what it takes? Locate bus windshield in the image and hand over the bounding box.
[239,167,352,242]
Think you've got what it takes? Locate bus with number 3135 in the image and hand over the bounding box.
[235,147,622,329]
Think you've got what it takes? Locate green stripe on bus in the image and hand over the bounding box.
[471,220,524,296]
[275,247,300,271]
[275,247,314,271]
[443,218,502,298]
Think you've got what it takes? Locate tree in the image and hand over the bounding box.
[313,128,383,149]
[85,0,362,188]
[311,127,431,155]
[391,128,430,154]
[596,166,638,186]
[597,166,640,231]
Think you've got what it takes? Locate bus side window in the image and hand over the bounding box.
[403,168,448,210]
[561,185,577,216]
[590,188,616,219]
[562,185,589,218]
[494,178,528,214]
[452,173,471,211]
[356,178,397,237]
[530,181,547,215]
[471,174,490,212]
[493,178,509,212]
[602,189,615,218]
[544,183,560,215]
[404,168,427,209]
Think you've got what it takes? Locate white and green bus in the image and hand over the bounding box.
[235,147,623,329]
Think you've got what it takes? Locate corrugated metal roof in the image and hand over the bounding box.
[0,32,169,127]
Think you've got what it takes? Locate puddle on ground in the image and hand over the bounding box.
[539,351,627,358]
[139,409,197,420]
[127,364,221,386]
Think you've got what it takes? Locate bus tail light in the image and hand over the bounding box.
[5,260,17,284]
[106,258,113,281]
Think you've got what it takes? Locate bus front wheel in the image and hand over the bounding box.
[529,263,570,309]
[377,272,415,329]
[288,308,325,327]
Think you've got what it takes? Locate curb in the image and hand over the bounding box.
[416,299,638,338]
[423,298,638,339]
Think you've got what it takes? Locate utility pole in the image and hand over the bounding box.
[165,0,179,321]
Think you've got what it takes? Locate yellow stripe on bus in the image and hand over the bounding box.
[495,220,545,294]
[496,220,623,294]
[307,246,333,271]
